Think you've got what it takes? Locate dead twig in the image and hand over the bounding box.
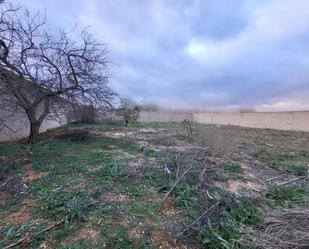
[0,177,12,188]
[176,201,220,239]
[119,168,141,182]
[158,147,210,211]
[206,189,214,199]
[33,221,62,236]
[158,162,194,211]
[277,177,301,186]
[241,208,309,249]
[265,176,281,182]
[3,233,31,249]
[3,221,62,249]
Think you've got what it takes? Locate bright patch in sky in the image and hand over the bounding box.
[15,0,309,111]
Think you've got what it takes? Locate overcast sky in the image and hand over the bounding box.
[17,0,309,111]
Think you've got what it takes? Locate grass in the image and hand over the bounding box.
[0,142,29,157]
[265,185,308,207]
[0,123,308,248]
[255,149,308,176]
[224,163,244,175]
[38,190,95,224]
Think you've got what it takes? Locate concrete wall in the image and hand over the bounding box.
[139,111,309,132]
[2,110,309,142]
[0,111,66,142]
[139,111,193,123]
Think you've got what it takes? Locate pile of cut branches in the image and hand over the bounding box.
[241,208,309,249]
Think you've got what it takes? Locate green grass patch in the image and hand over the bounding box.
[201,197,261,249]
[38,190,95,224]
[254,149,308,176]
[223,163,245,181]
[0,142,29,157]
[224,163,244,175]
[124,143,156,157]
[265,185,307,207]
[0,161,22,180]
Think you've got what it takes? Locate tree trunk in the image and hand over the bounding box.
[27,121,40,144]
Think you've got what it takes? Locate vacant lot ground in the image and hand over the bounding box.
[0,122,308,249]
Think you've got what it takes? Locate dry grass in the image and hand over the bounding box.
[242,208,309,249]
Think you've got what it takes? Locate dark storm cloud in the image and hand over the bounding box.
[17,0,309,110]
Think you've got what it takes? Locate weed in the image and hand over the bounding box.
[254,149,308,176]
[127,201,158,218]
[144,168,167,187]
[224,163,244,175]
[199,197,260,249]
[124,143,156,157]
[175,184,200,217]
[223,163,245,181]
[39,191,94,224]
[265,185,306,207]
[87,156,125,183]
[120,184,146,198]
[49,228,69,241]
[2,222,32,241]
[201,218,242,249]
[98,223,154,249]
[282,163,307,176]
[87,151,113,165]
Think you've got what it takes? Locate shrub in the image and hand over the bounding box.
[56,129,92,142]
[66,105,98,124]
[181,119,198,142]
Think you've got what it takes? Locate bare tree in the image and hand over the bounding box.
[0,3,116,143]
[117,97,139,126]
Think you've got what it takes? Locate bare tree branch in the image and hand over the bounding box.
[0,3,116,143]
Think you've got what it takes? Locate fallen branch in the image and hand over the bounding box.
[241,208,309,249]
[277,177,301,186]
[34,221,62,237]
[3,233,31,249]
[206,189,214,199]
[265,176,281,182]
[119,168,141,182]
[0,177,13,188]
[3,221,62,249]
[176,201,220,239]
[158,162,193,211]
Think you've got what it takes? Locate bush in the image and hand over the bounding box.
[181,119,199,142]
[66,105,98,124]
[56,129,92,142]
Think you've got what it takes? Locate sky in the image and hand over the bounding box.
[14,0,309,111]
